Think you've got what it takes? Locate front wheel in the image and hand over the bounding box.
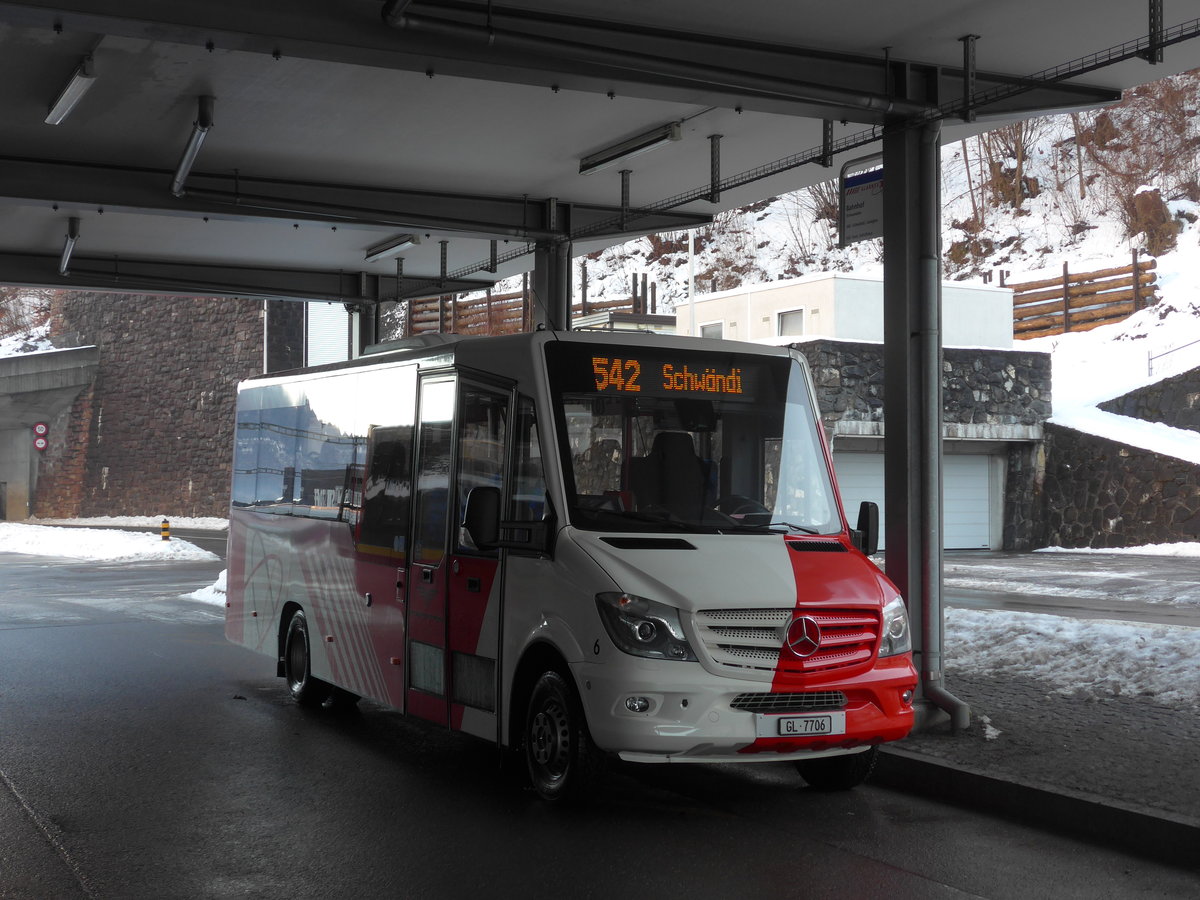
[284,610,332,707]
[794,746,879,791]
[524,670,603,800]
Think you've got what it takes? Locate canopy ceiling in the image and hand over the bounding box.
[0,1,1197,303]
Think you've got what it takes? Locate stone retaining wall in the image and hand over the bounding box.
[35,293,302,518]
[795,340,1052,433]
[1099,366,1200,434]
[1037,423,1200,548]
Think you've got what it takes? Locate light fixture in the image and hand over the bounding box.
[45,56,96,125]
[579,121,682,176]
[171,95,215,197]
[59,217,80,276]
[364,233,420,263]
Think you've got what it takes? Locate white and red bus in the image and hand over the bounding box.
[225,329,917,798]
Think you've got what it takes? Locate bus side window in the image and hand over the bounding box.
[413,379,455,566]
[509,397,547,524]
[456,386,508,556]
[360,425,414,551]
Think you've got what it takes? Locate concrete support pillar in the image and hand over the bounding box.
[882,118,970,732]
[533,240,573,331]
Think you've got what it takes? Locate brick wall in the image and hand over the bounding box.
[36,293,282,518]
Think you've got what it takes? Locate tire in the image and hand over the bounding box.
[523,670,603,800]
[794,746,879,791]
[283,610,332,707]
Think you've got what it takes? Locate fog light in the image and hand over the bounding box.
[625,696,650,713]
[901,689,914,705]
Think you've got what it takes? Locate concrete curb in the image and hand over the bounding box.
[875,747,1200,871]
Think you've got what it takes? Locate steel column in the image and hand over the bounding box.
[532,240,572,330]
[882,117,970,732]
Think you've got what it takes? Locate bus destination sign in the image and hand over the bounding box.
[592,356,746,395]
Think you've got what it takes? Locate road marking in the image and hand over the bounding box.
[0,765,98,898]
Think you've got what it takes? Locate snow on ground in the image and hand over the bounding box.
[185,568,227,607]
[1037,542,1200,557]
[0,323,54,356]
[29,515,228,530]
[946,608,1199,710]
[0,522,218,562]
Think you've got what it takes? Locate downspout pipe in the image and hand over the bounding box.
[917,119,970,732]
[381,2,929,119]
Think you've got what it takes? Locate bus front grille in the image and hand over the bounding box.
[729,691,847,713]
[694,607,880,676]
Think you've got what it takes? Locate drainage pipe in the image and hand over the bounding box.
[917,119,970,732]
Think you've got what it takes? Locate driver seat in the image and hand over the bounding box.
[630,432,709,519]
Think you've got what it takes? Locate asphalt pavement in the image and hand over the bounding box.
[3,532,1198,878]
[7,551,1196,898]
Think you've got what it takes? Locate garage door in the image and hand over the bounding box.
[831,452,993,550]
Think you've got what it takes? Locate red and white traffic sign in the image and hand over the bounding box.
[32,422,48,436]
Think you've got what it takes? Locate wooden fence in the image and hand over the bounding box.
[1011,251,1159,340]
[402,272,660,337]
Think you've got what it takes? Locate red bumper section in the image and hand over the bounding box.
[738,658,917,756]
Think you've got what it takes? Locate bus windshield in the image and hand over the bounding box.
[545,342,841,535]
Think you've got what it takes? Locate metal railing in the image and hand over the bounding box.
[1149,337,1200,376]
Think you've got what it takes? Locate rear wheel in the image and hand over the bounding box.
[794,746,879,791]
[284,610,332,707]
[524,670,603,800]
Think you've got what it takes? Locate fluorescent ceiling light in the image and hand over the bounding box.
[58,217,80,276]
[171,96,215,197]
[45,56,96,125]
[364,233,420,262]
[579,121,682,176]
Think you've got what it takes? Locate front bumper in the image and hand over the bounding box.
[574,655,917,763]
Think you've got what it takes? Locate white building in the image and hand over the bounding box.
[679,272,1013,349]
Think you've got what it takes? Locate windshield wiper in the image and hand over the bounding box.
[773,521,821,535]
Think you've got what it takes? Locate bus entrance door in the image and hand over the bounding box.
[405,375,455,725]
[445,381,510,741]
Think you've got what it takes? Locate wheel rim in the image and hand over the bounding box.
[529,694,570,784]
[286,623,307,691]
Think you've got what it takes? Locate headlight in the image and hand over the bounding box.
[878,596,912,657]
[596,592,698,661]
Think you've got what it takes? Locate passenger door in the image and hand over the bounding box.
[405,374,456,725]
[405,374,511,733]
[446,381,511,740]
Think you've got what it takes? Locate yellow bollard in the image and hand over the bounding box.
[161,519,170,541]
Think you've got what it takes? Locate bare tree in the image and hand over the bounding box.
[0,287,56,336]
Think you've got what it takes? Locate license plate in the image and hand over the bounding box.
[755,712,846,738]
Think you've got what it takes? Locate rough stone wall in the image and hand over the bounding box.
[30,384,95,518]
[1038,423,1200,548]
[796,341,1052,434]
[1098,366,1200,434]
[37,293,271,518]
[1003,442,1046,551]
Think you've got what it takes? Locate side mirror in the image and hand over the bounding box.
[464,486,554,555]
[464,486,501,550]
[852,500,879,556]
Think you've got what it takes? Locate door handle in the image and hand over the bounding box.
[421,567,434,584]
